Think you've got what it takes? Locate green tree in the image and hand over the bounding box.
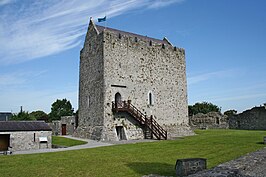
[188,102,221,115]
[224,110,237,116]
[30,110,48,122]
[11,111,35,121]
[49,98,74,121]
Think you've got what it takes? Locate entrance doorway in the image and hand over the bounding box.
[0,134,10,151]
[61,124,67,135]
[115,92,122,105]
[116,126,126,140]
[115,92,122,107]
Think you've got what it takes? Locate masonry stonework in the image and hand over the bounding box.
[75,19,193,141]
[48,116,76,135]
[189,112,228,130]
[229,106,266,130]
[0,131,52,151]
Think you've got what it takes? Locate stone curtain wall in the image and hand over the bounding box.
[189,112,228,129]
[0,131,52,151]
[229,107,266,130]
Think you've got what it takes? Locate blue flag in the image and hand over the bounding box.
[98,16,106,22]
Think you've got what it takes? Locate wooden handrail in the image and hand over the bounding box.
[112,100,167,140]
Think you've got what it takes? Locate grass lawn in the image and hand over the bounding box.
[0,129,265,177]
[52,136,87,147]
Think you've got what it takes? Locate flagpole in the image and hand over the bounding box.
[105,13,107,29]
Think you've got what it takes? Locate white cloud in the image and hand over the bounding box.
[187,69,237,85]
[0,0,184,65]
[148,0,184,9]
[0,70,47,87]
[213,93,266,102]
[0,0,13,6]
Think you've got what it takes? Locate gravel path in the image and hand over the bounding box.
[13,136,113,155]
[13,136,157,155]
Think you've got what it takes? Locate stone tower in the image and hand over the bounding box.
[76,19,193,141]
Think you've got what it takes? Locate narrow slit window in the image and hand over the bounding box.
[148,92,153,106]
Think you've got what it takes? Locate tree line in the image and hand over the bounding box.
[188,101,237,116]
[11,99,238,122]
[11,98,75,122]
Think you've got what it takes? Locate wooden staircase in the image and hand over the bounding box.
[112,100,167,140]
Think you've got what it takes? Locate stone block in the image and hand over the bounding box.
[175,158,207,176]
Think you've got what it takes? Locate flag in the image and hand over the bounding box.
[98,16,106,22]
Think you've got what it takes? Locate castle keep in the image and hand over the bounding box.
[76,19,193,141]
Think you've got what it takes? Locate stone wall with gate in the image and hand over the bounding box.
[48,116,76,135]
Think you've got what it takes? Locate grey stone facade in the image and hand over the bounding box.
[229,106,266,130]
[48,116,76,135]
[0,131,52,151]
[190,112,228,130]
[76,19,193,141]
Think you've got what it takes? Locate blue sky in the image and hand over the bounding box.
[0,0,265,114]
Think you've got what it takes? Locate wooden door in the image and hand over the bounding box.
[61,124,67,135]
[0,134,10,151]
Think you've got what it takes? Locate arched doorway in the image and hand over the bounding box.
[115,92,122,108]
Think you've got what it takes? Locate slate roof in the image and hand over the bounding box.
[0,121,52,132]
[96,25,170,45]
[0,112,12,121]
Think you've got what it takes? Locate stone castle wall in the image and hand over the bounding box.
[76,22,105,140]
[229,106,266,130]
[102,28,192,140]
[77,19,193,141]
[189,112,228,130]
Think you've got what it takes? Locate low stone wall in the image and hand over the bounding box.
[189,112,228,130]
[188,148,266,177]
[229,106,266,130]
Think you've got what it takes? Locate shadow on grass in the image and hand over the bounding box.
[256,142,265,145]
[127,162,175,176]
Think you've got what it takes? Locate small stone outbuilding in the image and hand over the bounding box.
[48,116,77,136]
[0,121,52,152]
